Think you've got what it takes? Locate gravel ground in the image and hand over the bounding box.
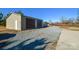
[56,29,79,50]
[0,26,61,50]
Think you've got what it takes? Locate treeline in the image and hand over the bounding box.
[60,16,79,27]
[0,12,10,26]
[0,12,5,26]
[0,11,23,26]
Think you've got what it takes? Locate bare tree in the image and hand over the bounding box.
[60,16,68,24]
[76,9,79,24]
[68,18,74,24]
[0,12,3,20]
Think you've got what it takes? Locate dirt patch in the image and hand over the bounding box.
[56,29,79,50]
[45,41,58,50]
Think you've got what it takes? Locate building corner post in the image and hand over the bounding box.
[35,19,37,28]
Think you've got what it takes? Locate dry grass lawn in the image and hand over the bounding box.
[0,26,18,34]
[59,26,79,31]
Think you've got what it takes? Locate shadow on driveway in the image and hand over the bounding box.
[1,38,50,50]
[0,33,16,48]
[0,33,16,40]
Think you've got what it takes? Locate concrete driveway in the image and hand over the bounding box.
[56,29,79,50]
[1,26,61,50]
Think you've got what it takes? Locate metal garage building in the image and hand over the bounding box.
[6,13,43,30]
